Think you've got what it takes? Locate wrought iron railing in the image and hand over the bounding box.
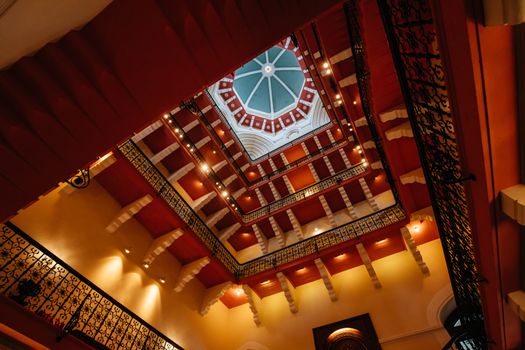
[376,0,486,347]
[195,96,352,188]
[0,222,183,350]
[344,0,400,203]
[119,140,406,278]
[137,123,367,222]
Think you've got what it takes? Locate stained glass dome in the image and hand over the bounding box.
[233,47,305,118]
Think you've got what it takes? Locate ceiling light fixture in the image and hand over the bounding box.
[322,62,329,69]
[159,277,166,284]
[413,225,421,233]
[221,190,228,197]
[124,248,131,255]
[142,262,150,269]
[353,100,357,105]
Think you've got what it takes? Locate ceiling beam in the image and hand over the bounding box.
[356,243,381,288]
[314,258,338,302]
[174,257,210,293]
[131,120,162,143]
[143,228,184,265]
[276,272,298,314]
[105,194,153,233]
[199,282,232,316]
[242,285,261,326]
[400,227,430,276]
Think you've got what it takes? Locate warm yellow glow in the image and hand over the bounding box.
[175,128,180,133]
[325,68,332,74]
[159,277,166,284]
[335,253,347,260]
[356,145,361,150]
[93,151,113,166]
[201,164,209,172]
[260,280,271,286]
[353,100,357,105]
[136,283,161,320]
[221,190,228,197]
[335,94,341,99]
[413,224,421,233]
[90,256,124,291]
[375,238,389,246]
[163,113,169,119]
[143,262,150,269]
[296,267,307,274]
[124,248,131,255]
[322,62,329,69]
[233,286,244,296]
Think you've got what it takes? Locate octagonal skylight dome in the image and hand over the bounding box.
[233,47,305,119]
[208,37,331,160]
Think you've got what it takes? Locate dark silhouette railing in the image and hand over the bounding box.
[119,140,406,278]
[0,222,183,350]
[149,116,368,223]
[376,0,487,347]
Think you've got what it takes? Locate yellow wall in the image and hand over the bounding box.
[11,181,452,350]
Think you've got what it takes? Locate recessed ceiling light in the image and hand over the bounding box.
[124,248,131,255]
[159,277,166,284]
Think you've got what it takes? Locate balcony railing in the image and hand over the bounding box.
[137,120,367,223]
[376,0,487,347]
[0,222,183,350]
[194,96,350,188]
[119,140,406,278]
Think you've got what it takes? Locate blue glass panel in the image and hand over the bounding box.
[271,78,295,112]
[267,47,282,63]
[233,74,262,103]
[274,51,300,68]
[275,70,304,97]
[235,60,261,76]
[249,77,271,113]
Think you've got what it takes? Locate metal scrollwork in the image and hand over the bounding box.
[0,223,183,350]
[377,0,487,347]
[66,168,91,189]
[119,140,407,278]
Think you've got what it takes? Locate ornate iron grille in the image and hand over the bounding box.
[0,223,183,350]
[119,140,406,278]
[166,109,367,223]
[375,0,487,347]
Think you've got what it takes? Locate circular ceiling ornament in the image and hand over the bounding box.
[233,45,305,118]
